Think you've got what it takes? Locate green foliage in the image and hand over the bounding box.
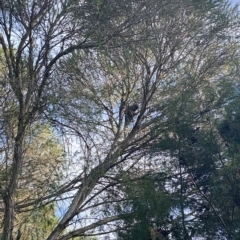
[117,175,174,240]
[16,203,58,240]
[0,123,64,239]
[116,61,240,239]
[218,97,240,146]
[0,0,240,239]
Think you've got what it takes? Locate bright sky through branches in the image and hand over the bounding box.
[230,0,239,5]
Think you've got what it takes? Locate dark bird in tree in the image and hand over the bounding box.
[157,228,170,238]
[125,103,139,126]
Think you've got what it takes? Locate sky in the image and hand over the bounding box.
[230,0,239,5]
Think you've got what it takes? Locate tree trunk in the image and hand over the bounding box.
[3,194,14,240]
[3,128,24,240]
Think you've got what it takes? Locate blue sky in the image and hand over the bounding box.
[230,0,239,5]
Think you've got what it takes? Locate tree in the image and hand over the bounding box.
[0,123,63,239]
[114,37,240,240]
[0,0,167,239]
[116,174,174,240]
[0,0,239,239]
[49,1,239,239]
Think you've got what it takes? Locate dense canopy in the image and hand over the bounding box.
[0,0,240,239]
